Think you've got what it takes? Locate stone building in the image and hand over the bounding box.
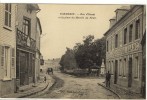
[104,5,146,93]
[15,4,41,87]
[0,4,16,96]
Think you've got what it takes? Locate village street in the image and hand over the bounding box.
[30,71,119,99]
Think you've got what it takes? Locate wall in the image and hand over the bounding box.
[0,4,16,96]
[16,4,37,40]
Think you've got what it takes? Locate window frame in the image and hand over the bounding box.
[124,28,127,44]
[22,17,31,36]
[135,19,140,40]
[134,56,139,79]
[106,40,109,52]
[129,24,133,42]
[0,45,12,81]
[123,58,126,77]
[4,4,12,29]
[115,34,118,48]
[119,59,122,76]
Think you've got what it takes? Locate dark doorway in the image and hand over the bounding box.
[114,60,118,84]
[20,51,29,86]
[128,57,132,87]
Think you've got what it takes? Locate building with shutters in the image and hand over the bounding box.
[0,4,16,96]
[0,3,42,96]
[104,5,146,93]
[15,4,41,88]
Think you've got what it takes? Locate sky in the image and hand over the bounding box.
[37,4,123,60]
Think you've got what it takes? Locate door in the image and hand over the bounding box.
[20,51,29,86]
[128,58,132,87]
[114,60,118,84]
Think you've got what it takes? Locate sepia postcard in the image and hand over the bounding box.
[0,3,146,99]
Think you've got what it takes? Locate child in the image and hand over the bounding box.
[44,76,47,82]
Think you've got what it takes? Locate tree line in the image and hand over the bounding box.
[59,35,106,72]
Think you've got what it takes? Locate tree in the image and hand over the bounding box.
[74,35,94,69]
[60,35,106,74]
[59,47,78,71]
[92,37,106,66]
[74,35,106,70]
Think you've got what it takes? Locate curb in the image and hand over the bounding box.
[25,75,56,98]
[97,83,121,99]
[19,81,50,98]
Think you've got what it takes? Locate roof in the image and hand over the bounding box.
[120,6,131,10]
[109,16,116,21]
[37,17,42,34]
[111,16,116,19]
[27,4,40,11]
[115,6,130,12]
[104,5,139,36]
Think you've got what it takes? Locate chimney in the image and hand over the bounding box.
[109,17,116,28]
[115,6,130,21]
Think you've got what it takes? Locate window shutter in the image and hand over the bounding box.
[11,48,15,67]
[1,46,5,67]
[0,45,1,67]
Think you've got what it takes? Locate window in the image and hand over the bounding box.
[107,62,110,72]
[123,58,126,77]
[115,34,118,48]
[109,61,111,73]
[119,59,122,76]
[107,40,109,52]
[111,61,114,75]
[4,4,11,27]
[0,46,11,79]
[134,56,139,79]
[129,24,133,42]
[124,28,127,44]
[23,18,31,36]
[111,36,113,50]
[135,19,140,39]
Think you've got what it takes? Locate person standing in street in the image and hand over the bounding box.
[106,71,111,87]
[44,76,47,83]
[51,68,53,74]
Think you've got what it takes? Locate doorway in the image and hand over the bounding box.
[19,51,29,86]
[128,57,132,87]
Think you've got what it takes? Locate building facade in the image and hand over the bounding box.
[15,4,40,87]
[104,5,146,93]
[35,17,42,83]
[0,4,16,96]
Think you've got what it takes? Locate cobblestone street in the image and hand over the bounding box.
[31,71,119,99]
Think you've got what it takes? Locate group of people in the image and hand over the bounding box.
[105,71,111,87]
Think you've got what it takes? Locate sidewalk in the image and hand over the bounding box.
[2,74,55,98]
[98,81,144,99]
